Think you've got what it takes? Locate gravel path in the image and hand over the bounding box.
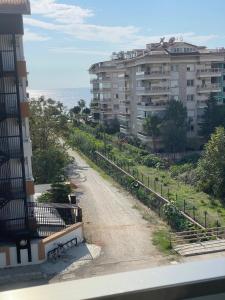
[66,148,172,279]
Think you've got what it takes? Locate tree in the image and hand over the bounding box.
[197,127,225,198]
[104,118,120,134]
[143,115,161,152]
[30,97,71,184]
[70,105,81,115]
[82,107,91,121]
[69,105,81,124]
[78,99,86,113]
[161,100,187,152]
[32,146,71,184]
[200,96,225,139]
[83,107,91,115]
[30,97,67,151]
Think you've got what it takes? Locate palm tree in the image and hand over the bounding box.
[143,114,161,152]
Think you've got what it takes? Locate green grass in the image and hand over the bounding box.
[152,229,172,254]
[137,165,225,227]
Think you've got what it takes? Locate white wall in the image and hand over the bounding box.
[44,226,83,258]
[0,224,83,268]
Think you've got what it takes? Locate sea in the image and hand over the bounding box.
[28,88,91,109]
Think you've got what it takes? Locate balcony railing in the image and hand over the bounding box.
[0,50,15,75]
[0,202,80,240]
[197,84,221,92]
[197,68,222,76]
[137,101,169,110]
[0,178,25,208]
[136,71,170,80]
[0,136,21,159]
[136,86,170,95]
[90,88,100,93]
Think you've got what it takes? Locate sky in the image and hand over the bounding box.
[24,0,225,89]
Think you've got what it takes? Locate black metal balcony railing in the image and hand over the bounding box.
[0,96,18,121]
[0,178,25,208]
[0,201,79,240]
[0,136,21,159]
[0,50,15,76]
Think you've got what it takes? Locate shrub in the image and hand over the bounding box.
[142,154,166,169]
[170,163,193,178]
[162,201,188,231]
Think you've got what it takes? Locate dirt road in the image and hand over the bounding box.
[67,148,172,279]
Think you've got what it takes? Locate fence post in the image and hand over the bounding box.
[183,199,186,213]
[161,184,163,196]
[141,173,144,183]
[192,206,196,220]
[204,211,207,228]
[154,179,156,191]
[167,189,169,200]
[216,220,219,237]
[175,194,178,202]
[148,177,150,187]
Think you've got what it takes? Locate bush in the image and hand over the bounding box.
[162,201,188,231]
[37,183,72,204]
[170,163,193,178]
[142,154,166,169]
[32,146,71,184]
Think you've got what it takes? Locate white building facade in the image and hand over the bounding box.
[89,39,225,149]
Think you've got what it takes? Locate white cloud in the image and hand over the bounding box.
[30,0,93,23]
[25,0,218,47]
[24,29,50,42]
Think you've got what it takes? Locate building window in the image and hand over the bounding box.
[187,80,194,87]
[171,64,178,72]
[187,94,195,101]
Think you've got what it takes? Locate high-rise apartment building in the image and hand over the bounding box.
[89,39,225,149]
[0,0,34,257]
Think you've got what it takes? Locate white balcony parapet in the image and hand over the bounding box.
[197,68,222,76]
[136,86,170,95]
[197,84,221,92]
[136,71,170,80]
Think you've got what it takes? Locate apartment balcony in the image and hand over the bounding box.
[101,108,113,115]
[197,68,222,77]
[0,136,22,161]
[98,76,111,82]
[197,100,207,109]
[136,86,170,96]
[137,132,152,143]
[0,98,18,121]
[197,84,221,93]
[118,74,129,81]
[136,71,170,80]
[119,113,130,121]
[90,78,99,84]
[90,88,100,93]
[118,87,130,93]
[137,101,168,112]
[100,98,111,104]
[120,125,130,135]
[0,178,25,206]
[0,201,78,241]
[92,97,100,103]
[99,87,111,93]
